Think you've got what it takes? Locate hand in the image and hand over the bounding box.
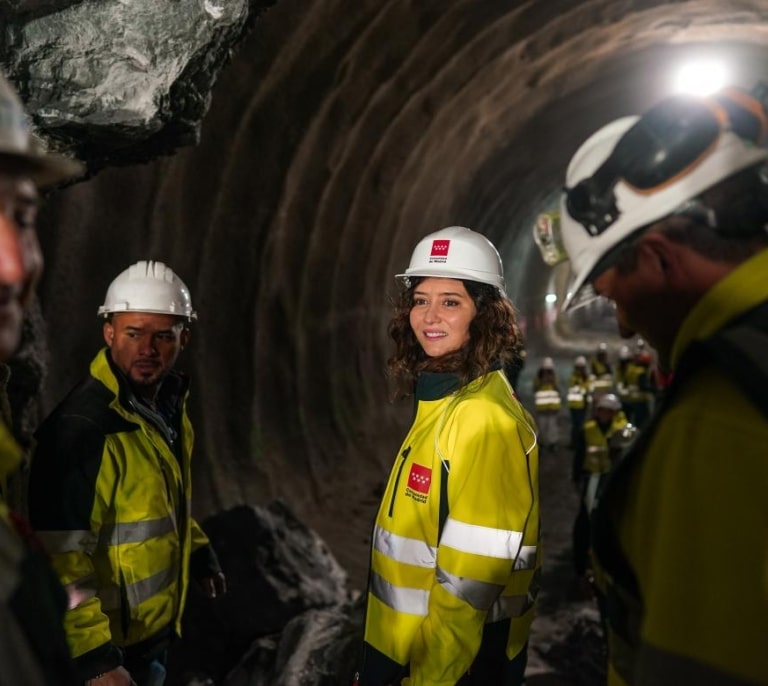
[200,571,227,598]
[85,666,135,686]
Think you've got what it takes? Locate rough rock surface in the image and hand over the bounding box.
[167,500,351,683]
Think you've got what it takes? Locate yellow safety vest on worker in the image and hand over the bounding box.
[567,373,590,410]
[534,381,562,412]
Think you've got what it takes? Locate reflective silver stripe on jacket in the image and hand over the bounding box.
[36,529,98,555]
[436,567,504,610]
[373,525,437,568]
[98,516,176,547]
[97,564,179,612]
[440,518,523,559]
[514,544,538,570]
[370,571,429,616]
[485,592,534,622]
[534,390,561,406]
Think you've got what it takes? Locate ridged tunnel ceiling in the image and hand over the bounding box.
[33,1,768,537]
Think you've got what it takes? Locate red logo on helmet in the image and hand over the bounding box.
[430,240,450,256]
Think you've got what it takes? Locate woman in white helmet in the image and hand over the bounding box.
[355,226,540,686]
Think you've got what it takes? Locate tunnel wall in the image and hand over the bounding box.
[32,0,768,529]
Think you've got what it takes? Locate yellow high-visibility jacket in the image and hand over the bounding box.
[567,373,590,410]
[534,380,562,412]
[581,413,628,475]
[0,415,77,685]
[29,349,216,679]
[592,247,768,685]
[360,369,540,685]
[623,363,653,403]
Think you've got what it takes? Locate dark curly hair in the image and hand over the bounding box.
[387,277,523,398]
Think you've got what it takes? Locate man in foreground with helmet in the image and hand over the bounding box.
[0,68,82,684]
[355,226,539,686]
[29,261,226,686]
[547,83,768,683]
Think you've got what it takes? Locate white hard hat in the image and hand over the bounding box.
[396,226,506,295]
[596,393,622,411]
[619,345,631,360]
[98,261,197,320]
[0,71,82,186]
[574,355,587,366]
[560,88,768,311]
[541,356,555,370]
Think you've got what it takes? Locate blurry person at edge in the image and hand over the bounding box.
[354,225,541,686]
[0,68,83,684]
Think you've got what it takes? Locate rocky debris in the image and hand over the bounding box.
[224,600,364,686]
[167,500,353,684]
[536,606,607,685]
[1,0,276,171]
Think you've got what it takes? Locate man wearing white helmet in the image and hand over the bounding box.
[0,69,82,684]
[29,261,226,686]
[551,84,768,684]
[356,226,539,686]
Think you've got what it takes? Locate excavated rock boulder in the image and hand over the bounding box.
[224,600,364,686]
[1,0,274,170]
[167,501,352,683]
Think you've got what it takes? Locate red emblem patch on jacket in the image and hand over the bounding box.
[407,463,432,494]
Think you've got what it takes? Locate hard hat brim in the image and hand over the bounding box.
[0,150,84,187]
[395,268,506,295]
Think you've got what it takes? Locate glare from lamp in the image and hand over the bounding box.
[672,60,727,96]
[545,293,558,305]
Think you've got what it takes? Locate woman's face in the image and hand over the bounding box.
[409,277,477,358]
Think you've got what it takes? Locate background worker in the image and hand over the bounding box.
[588,342,614,400]
[614,345,632,413]
[0,68,82,684]
[356,226,539,686]
[533,356,562,452]
[29,261,226,686]
[570,393,631,592]
[553,83,768,684]
[622,348,654,429]
[566,355,591,448]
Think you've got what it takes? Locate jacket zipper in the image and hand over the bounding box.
[388,446,411,517]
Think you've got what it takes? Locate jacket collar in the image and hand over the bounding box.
[415,361,502,401]
[92,347,189,412]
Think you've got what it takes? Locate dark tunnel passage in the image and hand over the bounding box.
[12,0,767,585]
